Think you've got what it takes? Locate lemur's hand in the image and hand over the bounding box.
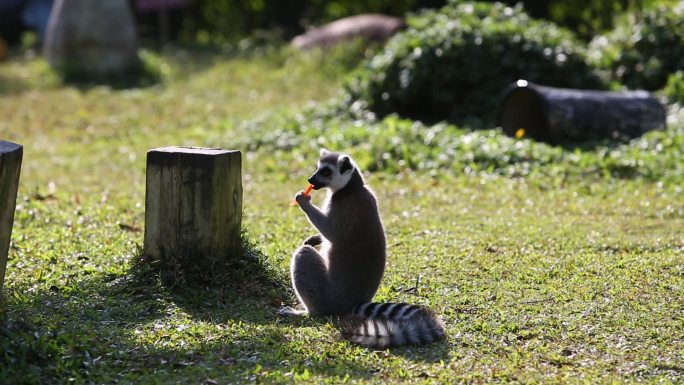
[294,190,312,207]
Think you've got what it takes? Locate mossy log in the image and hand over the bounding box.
[498,80,667,144]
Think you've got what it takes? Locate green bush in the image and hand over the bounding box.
[179,0,445,44]
[540,0,665,40]
[343,1,604,126]
[588,2,684,91]
[232,100,684,183]
[664,71,684,105]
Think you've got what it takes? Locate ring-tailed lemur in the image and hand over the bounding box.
[278,149,445,349]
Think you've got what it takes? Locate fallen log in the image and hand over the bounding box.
[497,80,667,144]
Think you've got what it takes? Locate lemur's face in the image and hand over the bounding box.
[308,149,354,192]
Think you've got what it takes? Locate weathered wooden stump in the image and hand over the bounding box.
[1,141,22,293]
[143,147,242,280]
[497,80,667,144]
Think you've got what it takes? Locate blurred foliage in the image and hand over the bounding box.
[526,0,663,40]
[664,71,684,105]
[342,1,605,127]
[178,0,445,44]
[588,1,684,91]
[175,0,674,45]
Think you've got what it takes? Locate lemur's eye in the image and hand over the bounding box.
[321,168,332,177]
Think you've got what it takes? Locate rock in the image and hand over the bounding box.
[44,0,138,75]
[292,14,406,50]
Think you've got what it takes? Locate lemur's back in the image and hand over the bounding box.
[325,184,386,303]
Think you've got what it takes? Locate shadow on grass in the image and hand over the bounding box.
[56,42,288,91]
[1,232,451,382]
[127,235,292,325]
[0,240,376,382]
[56,58,163,91]
[142,236,452,364]
[388,338,451,363]
[1,283,373,383]
[0,74,32,96]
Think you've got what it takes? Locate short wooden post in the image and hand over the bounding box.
[1,141,23,293]
[143,147,242,279]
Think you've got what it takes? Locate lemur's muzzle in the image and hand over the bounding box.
[307,175,324,190]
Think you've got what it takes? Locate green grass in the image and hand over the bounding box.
[1,46,683,384]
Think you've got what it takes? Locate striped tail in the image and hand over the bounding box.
[340,302,445,349]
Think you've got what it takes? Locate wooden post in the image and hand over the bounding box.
[1,141,23,293]
[143,147,242,279]
[497,80,667,144]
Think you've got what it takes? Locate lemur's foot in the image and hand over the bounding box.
[277,306,308,317]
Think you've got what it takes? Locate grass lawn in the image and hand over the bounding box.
[1,46,683,384]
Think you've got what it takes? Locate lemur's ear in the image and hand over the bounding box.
[319,148,331,157]
[339,155,353,174]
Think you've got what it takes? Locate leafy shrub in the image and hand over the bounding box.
[664,71,684,105]
[237,110,567,177]
[229,101,684,183]
[179,0,445,44]
[588,2,684,90]
[343,1,604,126]
[537,0,665,40]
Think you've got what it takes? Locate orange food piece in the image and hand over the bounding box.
[290,184,315,206]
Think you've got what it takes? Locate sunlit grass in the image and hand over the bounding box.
[1,46,683,384]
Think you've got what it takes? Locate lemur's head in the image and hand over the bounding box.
[308,149,357,192]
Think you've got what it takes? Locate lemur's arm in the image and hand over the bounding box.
[295,192,335,240]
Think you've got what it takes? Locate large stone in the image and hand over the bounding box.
[292,14,406,50]
[44,0,138,75]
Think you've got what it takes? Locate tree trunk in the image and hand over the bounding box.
[497,80,667,144]
[0,141,22,293]
[143,147,242,282]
